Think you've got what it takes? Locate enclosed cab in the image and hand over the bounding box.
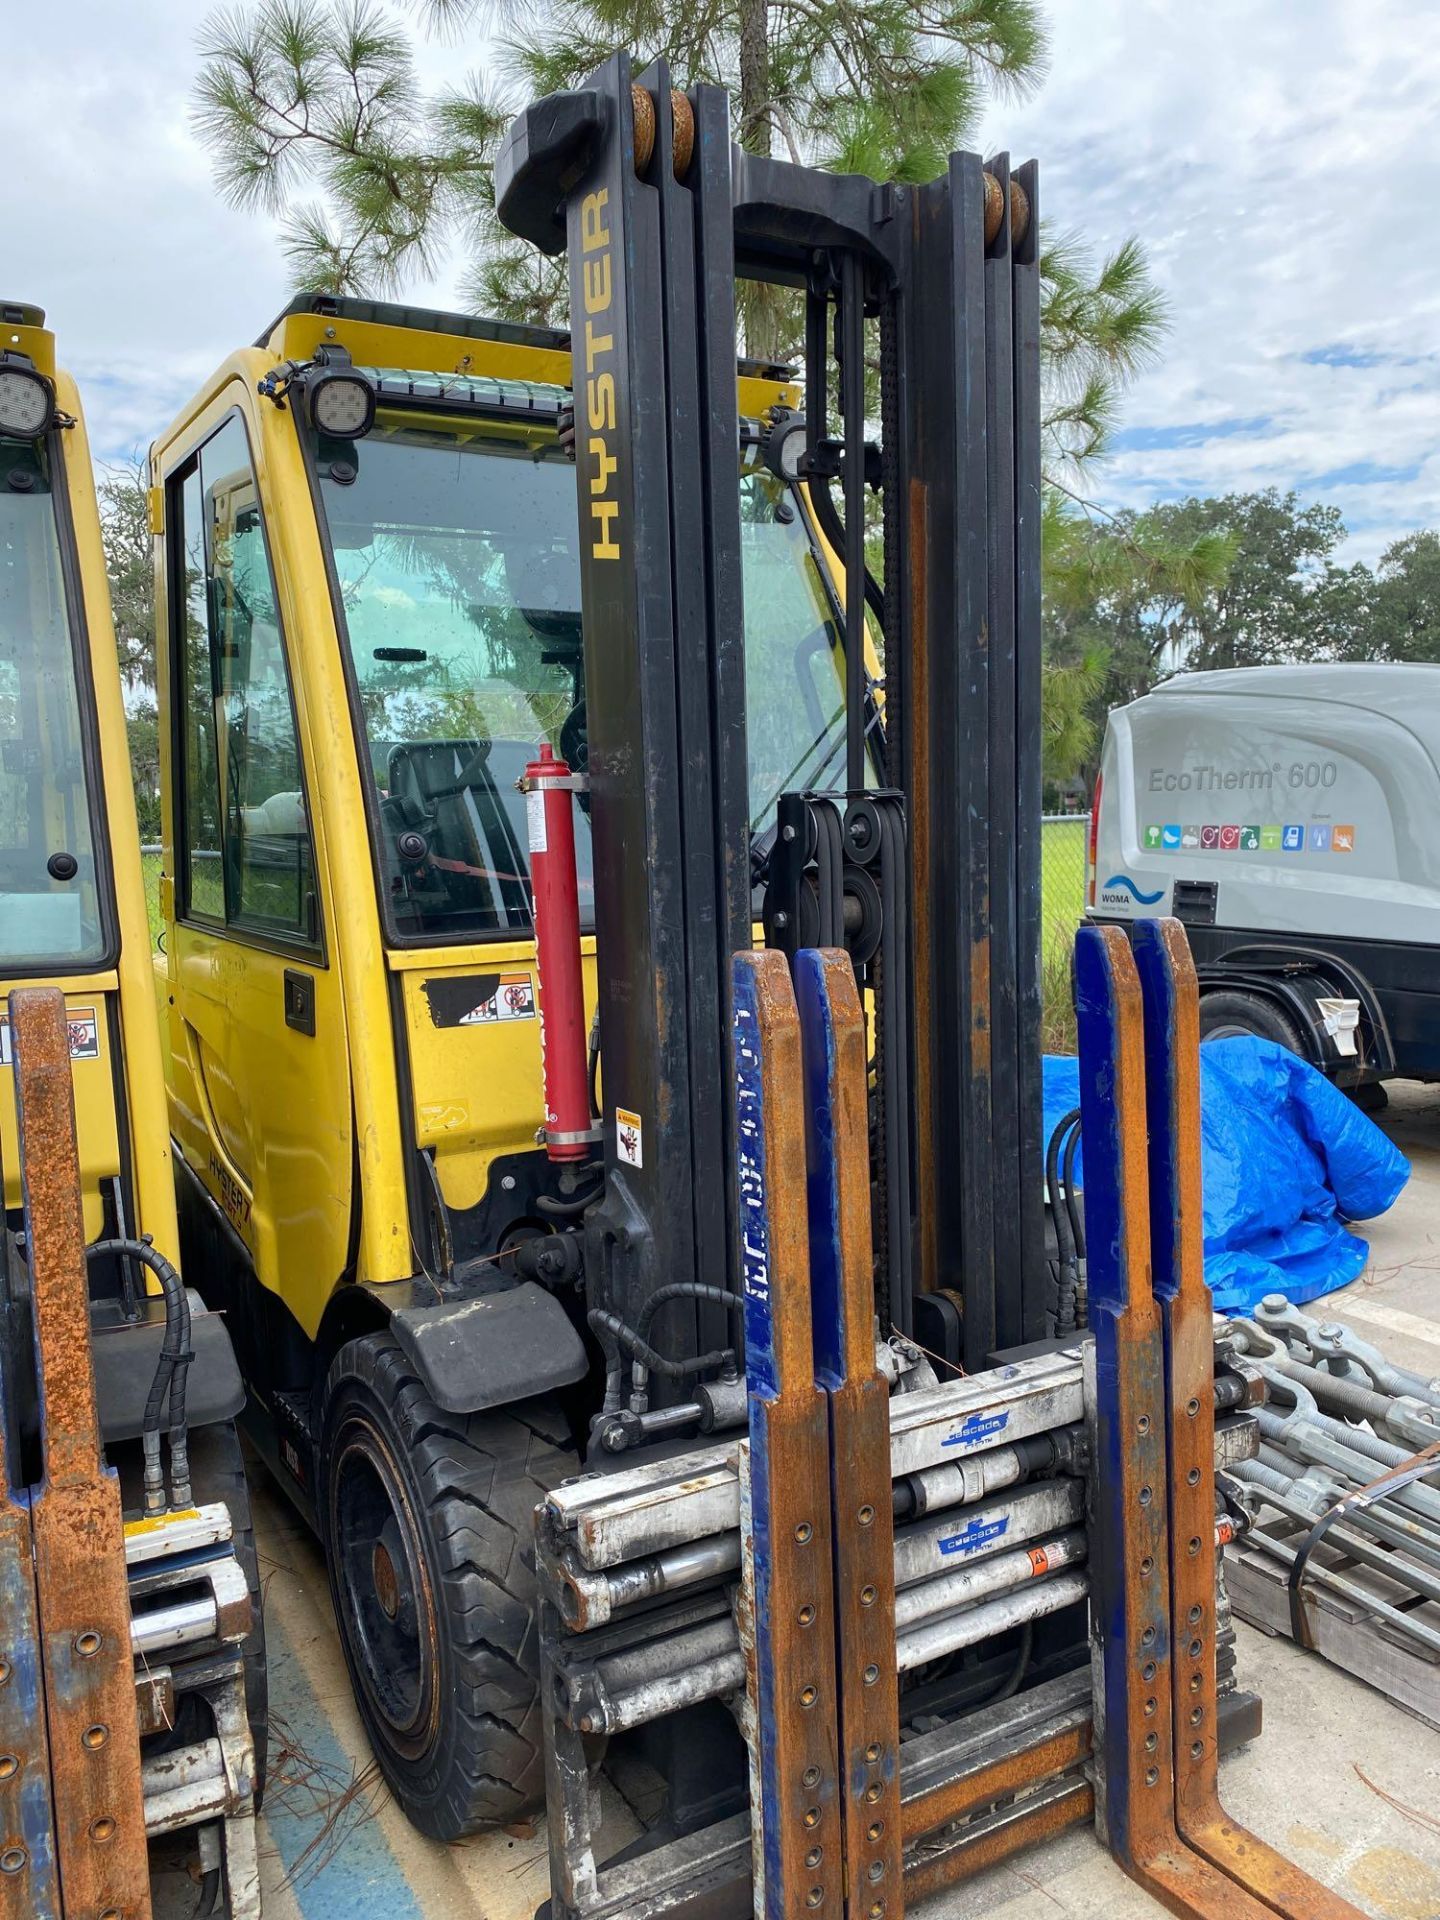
[151,293,872,1835]
[1088,663,1440,1089]
[0,301,263,1791]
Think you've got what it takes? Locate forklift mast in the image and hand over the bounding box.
[498,53,1046,1368]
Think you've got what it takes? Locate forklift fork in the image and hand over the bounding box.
[1078,924,1364,1920]
[1132,919,1368,1920]
[732,948,846,1915]
[7,989,152,1919]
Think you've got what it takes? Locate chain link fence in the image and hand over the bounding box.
[1041,812,1089,1052]
[1041,813,1089,949]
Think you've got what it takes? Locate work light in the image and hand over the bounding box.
[307,368,376,440]
[0,358,54,439]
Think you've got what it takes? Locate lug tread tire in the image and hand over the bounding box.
[321,1331,576,1839]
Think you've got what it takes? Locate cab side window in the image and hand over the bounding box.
[170,415,318,945]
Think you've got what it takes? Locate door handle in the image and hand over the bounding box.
[283,969,316,1036]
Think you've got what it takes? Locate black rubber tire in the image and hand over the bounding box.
[1198,989,1304,1055]
[113,1419,268,1803]
[318,1331,578,1840]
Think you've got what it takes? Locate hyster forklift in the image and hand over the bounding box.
[149,218,882,1839]
[151,54,1358,1920]
[0,301,262,1915]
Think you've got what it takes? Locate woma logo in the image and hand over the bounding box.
[1101,875,1164,906]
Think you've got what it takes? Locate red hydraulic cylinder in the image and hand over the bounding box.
[524,742,592,1162]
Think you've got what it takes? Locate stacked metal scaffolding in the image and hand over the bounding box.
[1224,1296,1440,1675]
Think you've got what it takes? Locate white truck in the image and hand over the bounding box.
[1087,663,1440,1096]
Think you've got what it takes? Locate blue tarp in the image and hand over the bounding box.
[1044,1037,1410,1316]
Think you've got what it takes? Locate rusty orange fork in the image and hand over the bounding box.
[1076,926,1303,1920]
[1133,918,1366,1920]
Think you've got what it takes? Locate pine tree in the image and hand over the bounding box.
[194,1,1166,471]
[194,0,1222,765]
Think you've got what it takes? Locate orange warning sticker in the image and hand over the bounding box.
[1027,1545,1052,1576]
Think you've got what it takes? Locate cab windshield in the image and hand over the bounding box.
[0,440,106,969]
[311,412,862,942]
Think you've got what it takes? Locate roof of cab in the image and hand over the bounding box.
[258,291,799,386]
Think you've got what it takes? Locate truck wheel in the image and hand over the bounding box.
[319,1331,577,1840]
[1198,989,1303,1055]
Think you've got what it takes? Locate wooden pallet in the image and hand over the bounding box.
[1225,1517,1440,1733]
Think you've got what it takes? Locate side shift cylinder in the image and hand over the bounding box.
[524,742,591,1162]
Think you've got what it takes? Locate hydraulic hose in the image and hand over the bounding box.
[88,1236,192,1512]
[1045,1109,1082,1332]
[585,1310,735,1388]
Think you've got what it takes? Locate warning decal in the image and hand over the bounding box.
[615,1106,643,1168]
[0,1004,98,1066]
[458,973,537,1025]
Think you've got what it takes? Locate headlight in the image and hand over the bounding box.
[0,362,54,439]
[308,369,375,439]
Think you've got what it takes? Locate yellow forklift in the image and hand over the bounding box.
[148,281,870,1839]
[1,299,262,1915]
[149,66,1383,1920]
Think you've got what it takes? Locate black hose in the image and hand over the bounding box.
[536,1167,603,1218]
[1062,1117,1085,1258]
[586,1310,734,1383]
[635,1282,746,1349]
[1046,1110,1080,1333]
[87,1236,192,1510]
[1045,1109,1080,1268]
[981,1621,1034,1706]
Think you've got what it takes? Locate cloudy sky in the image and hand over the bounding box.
[10,0,1440,563]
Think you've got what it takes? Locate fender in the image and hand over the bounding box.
[93,1294,246,1443]
[367,1279,589,1416]
[1197,942,1396,1084]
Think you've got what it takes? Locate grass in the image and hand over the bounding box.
[141,824,1089,1048]
[1039,817,1087,1055]
[141,852,162,946]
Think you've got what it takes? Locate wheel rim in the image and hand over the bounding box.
[330,1412,441,1761]
[1202,1023,1253,1041]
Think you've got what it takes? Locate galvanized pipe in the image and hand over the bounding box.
[892,1529,1087,1630]
[554,1468,1086,1630]
[896,1569,1090,1673]
[1243,1526,1440,1658]
[1231,1467,1440,1609]
[893,1479,1085,1588]
[140,1737,234,1837]
[131,1593,219,1656]
[557,1533,744,1628]
[584,1560,1093,1734]
[582,1649,747,1734]
[1255,1408,1440,1528]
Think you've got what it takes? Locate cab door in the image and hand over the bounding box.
[162,408,352,1339]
